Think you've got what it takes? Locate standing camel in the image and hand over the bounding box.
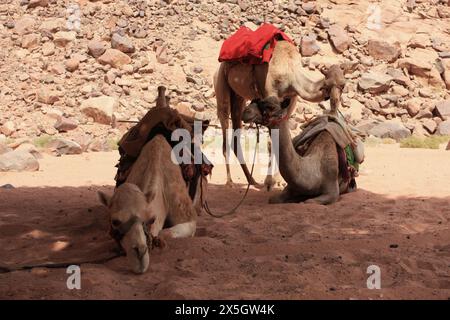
[214,41,327,189]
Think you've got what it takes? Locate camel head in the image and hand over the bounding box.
[98,183,155,274]
[242,97,287,128]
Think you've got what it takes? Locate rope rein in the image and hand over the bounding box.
[201,125,260,218]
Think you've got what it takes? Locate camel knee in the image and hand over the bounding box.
[161,221,196,239]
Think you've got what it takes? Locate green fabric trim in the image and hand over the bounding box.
[345,145,359,171]
[263,42,270,50]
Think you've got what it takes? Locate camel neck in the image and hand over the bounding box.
[271,120,304,186]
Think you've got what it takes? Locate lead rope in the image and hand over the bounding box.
[201,125,260,218]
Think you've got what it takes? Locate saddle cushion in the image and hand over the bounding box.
[218,23,294,64]
[114,107,213,196]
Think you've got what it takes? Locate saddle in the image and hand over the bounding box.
[114,91,213,200]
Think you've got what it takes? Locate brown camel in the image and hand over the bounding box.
[241,65,358,204]
[98,135,204,273]
[214,41,327,188]
[97,87,206,274]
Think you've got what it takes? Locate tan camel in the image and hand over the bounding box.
[241,65,356,204]
[214,41,327,188]
[98,135,204,274]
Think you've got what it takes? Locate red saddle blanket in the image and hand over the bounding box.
[218,23,294,64]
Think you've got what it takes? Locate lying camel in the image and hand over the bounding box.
[214,41,327,189]
[241,65,359,204]
[98,136,204,274]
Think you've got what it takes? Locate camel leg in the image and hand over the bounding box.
[149,213,165,238]
[214,63,234,187]
[219,116,234,187]
[264,130,284,191]
[268,185,298,204]
[230,93,260,187]
[305,180,339,205]
[159,221,196,238]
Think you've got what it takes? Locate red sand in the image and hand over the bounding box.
[0,144,449,299]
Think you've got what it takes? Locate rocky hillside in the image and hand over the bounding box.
[0,0,450,171]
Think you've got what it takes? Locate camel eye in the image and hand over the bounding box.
[111,219,121,227]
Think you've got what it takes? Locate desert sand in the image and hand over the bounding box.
[0,143,449,300]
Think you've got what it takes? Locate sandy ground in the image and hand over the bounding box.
[0,144,449,299]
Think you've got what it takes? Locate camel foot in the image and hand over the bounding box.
[225,180,235,188]
[151,236,166,249]
[249,179,264,189]
[304,194,338,205]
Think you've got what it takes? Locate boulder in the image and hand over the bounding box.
[300,35,320,57]
[437,120,450,136]
[47,138,82,156]
[21,33,40,49]
[422,119,437,134]
[368,120,411,141]
[367,40,401,62]
[398,49,444,88]
[53,31,76,47]
[37,89,60,105]
[405,98,421,117]
[80,96,117,125]
[358,71,393,93]
[0,150,39,172]
[54,117,78,132]
[65,58,79,72]
[98,49,132,68]
[111,33,135,53]
[327,24,351,53]
[88,40,106,58]
[434,100,450,120]
[27,0,48,9]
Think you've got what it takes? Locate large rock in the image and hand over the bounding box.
[0,150,39,172]
[37,89,60,104]
[327,24,351,53]
[98,49,131,68]
[14,16,36,35]
[300,35,320,57]
[437,120,450,136]
[47,138,82,156]
[422,119,437,134]
[368,120,411,141]
[367,40,401,62]
[27,0,48,9]
[405,98,421,117]
[358,71,393,93]
[54,117,78,132]
[434,100,450,120]
[111,33,135,53]
[398,49,444,88]
[53,31,76,47]
[88,40,106,58]
[21,33,40,49]
[80,96,117,125]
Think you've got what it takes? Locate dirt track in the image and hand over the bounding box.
[0,144,449,299]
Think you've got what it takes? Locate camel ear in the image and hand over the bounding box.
[98,191,111,207]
